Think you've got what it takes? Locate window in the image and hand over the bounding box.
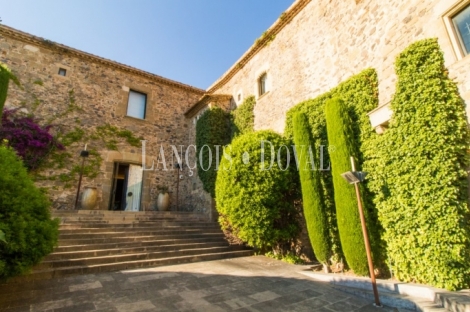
[237,93,241,102]
[451,4,470,55]
[58,68,67,76]
[127,90,147,119]
[258,73,267,96]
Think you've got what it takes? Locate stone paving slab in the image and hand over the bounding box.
[0,256,404,312]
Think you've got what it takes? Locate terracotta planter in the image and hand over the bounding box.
[81,186,98,210]
[157,192,170,211]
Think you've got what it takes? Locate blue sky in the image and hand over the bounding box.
[0,0,293,89]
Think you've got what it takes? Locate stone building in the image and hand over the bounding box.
[1,0,470,215]
[0,25,205,213]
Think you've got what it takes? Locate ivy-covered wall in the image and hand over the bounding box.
[231,95,256,138]
[364,38,470,290]
[195,107,231,198]
[285,68,383,267]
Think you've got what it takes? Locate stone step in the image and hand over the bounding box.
[435,291,470,312]
[54,236,228,252]
[58,224,220,234]
[58,221,219,229]
[36,245,246,269]
[58,228,222,239]
[10,211,252,281]
[52,211,209,222]
[9,250,254,282]
[299,272,463,312]
[46,241,231,260]
[52,210,202,216]
[58,232,225,246]
[55,215,207,221]
[333,285,450,312]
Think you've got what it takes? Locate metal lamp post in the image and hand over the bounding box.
[341,156,381,308]
[74,144,89,210]
[174,163,183,211]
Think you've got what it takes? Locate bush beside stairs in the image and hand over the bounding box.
[9,210,253,281]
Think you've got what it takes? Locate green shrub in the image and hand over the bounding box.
[265,251,304,264]
[231,96,256,138]
[215,130,300,251]
[292,112,330,267]
[196,107,231,197]
[364,38,470,290]
[0,144,59,279]
[284,68,382,266]
[325,97,369,276]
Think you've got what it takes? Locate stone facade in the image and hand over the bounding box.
[207,0,470,133]
[0,25,205,212]
[2,0,470,259]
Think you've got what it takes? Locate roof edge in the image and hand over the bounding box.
[206,0,311,94]
[184,94,232,118]
[0,25,205,94]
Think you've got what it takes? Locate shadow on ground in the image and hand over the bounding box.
[0,256,401,312]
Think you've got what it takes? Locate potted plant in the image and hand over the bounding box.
[156,185,170,211]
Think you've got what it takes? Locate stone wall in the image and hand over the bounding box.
[0,25,205,212]
[209,0,470,133]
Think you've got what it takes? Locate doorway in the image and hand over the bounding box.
[109,162,143,211]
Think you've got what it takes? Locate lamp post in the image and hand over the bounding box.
[74,144,89,210]
[174,163,182,211]
[341,156,381,308]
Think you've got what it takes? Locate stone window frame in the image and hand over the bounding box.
[119,84,153,122]
[443,0,470,60]
[53,64,71,80]
[235,88,243,105]
[254,64,271,100]
[258,72,268,97]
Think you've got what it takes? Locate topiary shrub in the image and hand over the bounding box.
[325,97,369,276]
[364,38,470,290]
[284,68,382,266]
[231,95,256,138]
[292,112,330,269]
[215,130,300,252]
[0,143,59,280]
[196,107,231,197]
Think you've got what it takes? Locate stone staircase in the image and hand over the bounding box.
[12,210,253,281]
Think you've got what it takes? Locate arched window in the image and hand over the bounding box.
[258,73,267,96]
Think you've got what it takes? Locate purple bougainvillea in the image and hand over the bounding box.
[0,108,64,171]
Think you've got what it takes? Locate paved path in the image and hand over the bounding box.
[0,256,399,312]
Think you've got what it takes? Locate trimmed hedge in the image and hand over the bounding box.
[196,107,231,197]
[325,97,369,276]
[284,68,382,265]
[364,38,470,290]
[231,96,256,138]
[292,112,330,266]
[215,130,300,251]
[0,144,59,279]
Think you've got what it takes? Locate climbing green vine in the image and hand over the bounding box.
[3,75,143,191]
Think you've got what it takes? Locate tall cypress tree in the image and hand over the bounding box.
[292,112,330,270]
[325,97,369,276]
